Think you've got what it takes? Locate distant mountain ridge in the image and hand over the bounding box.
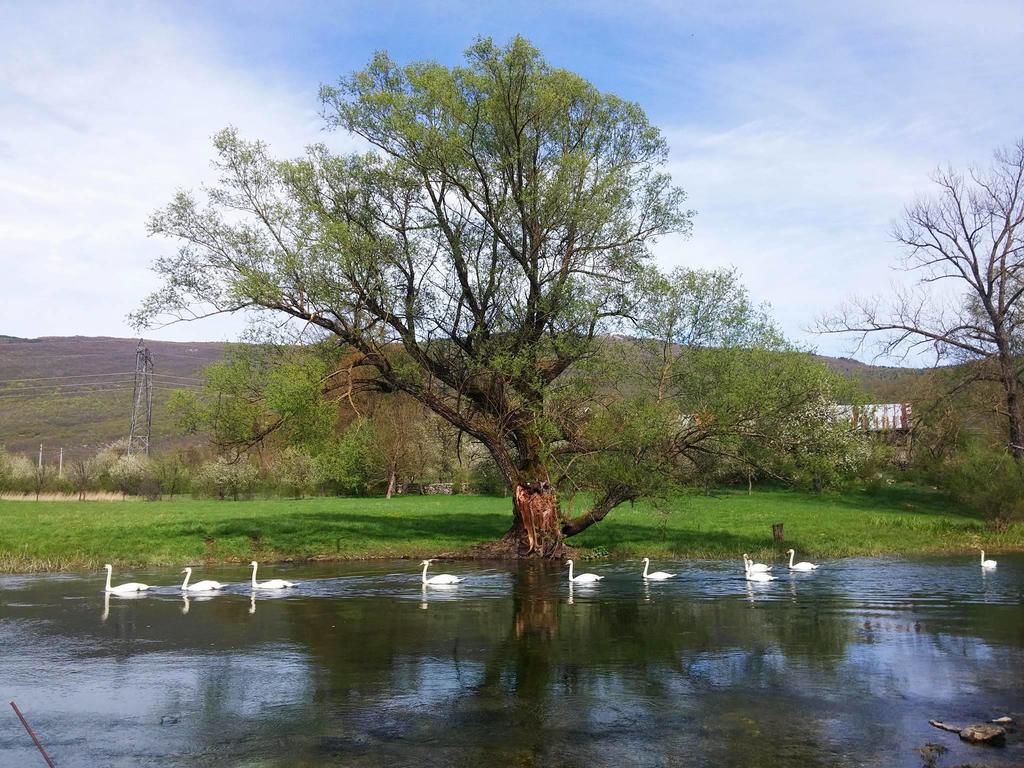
[0,336,227,458]
[0,336,922,459]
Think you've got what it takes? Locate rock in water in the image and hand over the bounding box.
[958,724,1006,745]
[928,720,1007,745]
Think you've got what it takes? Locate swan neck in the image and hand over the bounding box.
[980,550,985,563]
[789,550,795,568]
[181,569,190,590]
[251,563,257,588]
[643,560,649,577]
[568,561,574,581]
[421,561,429,584]
[105,568,111,591]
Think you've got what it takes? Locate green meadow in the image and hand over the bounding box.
[0,484,1020,573]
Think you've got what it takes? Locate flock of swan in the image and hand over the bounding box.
[101,548,999,596]
[103,561,298,595]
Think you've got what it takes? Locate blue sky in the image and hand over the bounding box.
[3,0,1023,359]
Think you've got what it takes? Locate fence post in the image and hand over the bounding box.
[772,523,784,545]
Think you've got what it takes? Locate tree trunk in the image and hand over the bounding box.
[385,469,397,499]
[999,352,1024,461]
[1008,388,1024,461]
[502,481,567,559]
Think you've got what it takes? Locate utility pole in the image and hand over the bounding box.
[58,447,63,479]
[127,341,153,456]
[38,444,42,469]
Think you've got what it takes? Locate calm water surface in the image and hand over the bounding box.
[1,555,1023,767]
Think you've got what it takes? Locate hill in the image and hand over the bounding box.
[814,355,927,402]
[0,336,225,459]
[0,336,924,462]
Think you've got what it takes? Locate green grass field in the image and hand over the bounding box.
[0,484,1021,572]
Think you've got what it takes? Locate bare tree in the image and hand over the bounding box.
[68,457,96,501]
[369,395,428,499]
[819,141,1024,459]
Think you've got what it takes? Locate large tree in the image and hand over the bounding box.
[818,142,1024,460]
[136,37,690,556]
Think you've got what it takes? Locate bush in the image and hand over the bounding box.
[316,420,377,496]
[0,450,36,493]
[470,456,508,496]
[944,445,1024,523]
[67,457,99,500]
[195,457,259,500]
[273,447,322,498]
[152,453,190,497]
[107,454,153,498]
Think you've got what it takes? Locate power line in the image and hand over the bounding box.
[0,386,138,401]
[151,374,205,383]
[0,378,136,393]
[0,371,138,385]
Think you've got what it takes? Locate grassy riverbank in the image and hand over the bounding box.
[1,484,1021,572]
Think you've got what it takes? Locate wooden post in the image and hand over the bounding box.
[10,701,56,767]
[772,523,784,545]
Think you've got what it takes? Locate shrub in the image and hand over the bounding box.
[316,420,377,496]
[107,454,153,498]
[67,457,99,500]
[195,457,259,500]
[273,447,322,498]
[152,453,190,497]
[470,456,508,496]
[944,444,1024,523]
[0,450,36,493]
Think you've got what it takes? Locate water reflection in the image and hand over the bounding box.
[0,556,1022,768]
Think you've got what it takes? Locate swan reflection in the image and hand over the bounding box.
[100,588,148,622]
[181,593,216,615]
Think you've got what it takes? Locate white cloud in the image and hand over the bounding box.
[0,2,330,342]
[646,0,1024,358]
[3,0,1024,365]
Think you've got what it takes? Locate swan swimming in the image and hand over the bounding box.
[102,564,150,594]
[786,549,818,571]
[641,557,675,580]
[745,569,775,582]
[180,567,226,592]
[566,559,602,584]
[743,554,772,573]
[980,549,997,569]
[420,559,462,585]
[249,561,297,590]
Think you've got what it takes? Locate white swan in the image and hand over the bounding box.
[250,561,297,590]
[980,549,997,569]
[786,549,818,571]
[566,559,602,584]
[641,557,674,580]
[180,567,226,592]
[420,559,462,585]
[103,564,150,594]
[743,554,772,573]
[745,565,775,582]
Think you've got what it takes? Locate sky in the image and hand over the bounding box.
[2,0,1023,359]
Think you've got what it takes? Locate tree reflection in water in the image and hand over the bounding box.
[1,558,1022,767]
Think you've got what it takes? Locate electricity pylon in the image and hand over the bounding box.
[127,342,153,456]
